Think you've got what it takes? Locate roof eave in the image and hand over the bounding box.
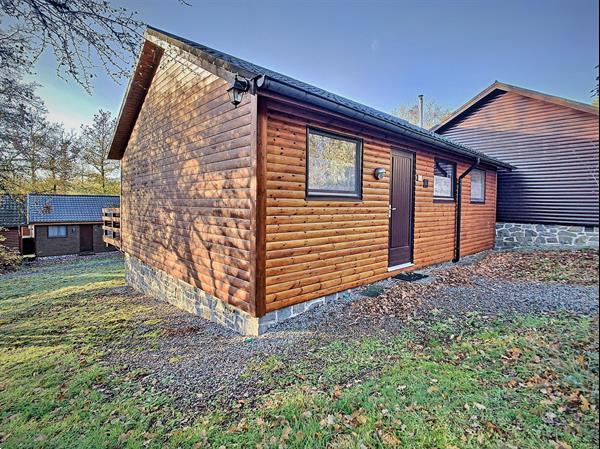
[257,75,514,170]
[107,39,164,160]
[433,81,599,133]
[110,26,514,170]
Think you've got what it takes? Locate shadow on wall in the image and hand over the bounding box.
[125,63,254,316]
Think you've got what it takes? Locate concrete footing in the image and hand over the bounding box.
[125,254,351,335]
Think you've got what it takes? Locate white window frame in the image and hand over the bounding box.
[47,225,68,238]
[470,169,486,203]
[433,159,456,200]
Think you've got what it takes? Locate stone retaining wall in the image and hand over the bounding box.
[495,222,599,249]
[124,254,347,335]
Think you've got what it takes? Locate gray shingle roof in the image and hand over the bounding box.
[0,195,25,227]
[27,194,120,224]
[147,26,513,170]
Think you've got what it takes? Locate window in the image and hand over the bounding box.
[306,127,362,199]
[470,169,486,203]
[48,225,67,238]
[434,159,455,199]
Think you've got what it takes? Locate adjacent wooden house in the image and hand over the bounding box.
[108,27,511,334]
[25,194,120,257]
[434,82,599,248]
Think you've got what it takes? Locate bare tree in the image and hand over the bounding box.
[41,125,79,193]
[79,109,118,193]
[0,37,43,192]
[2,103,51,193]
[0,0,143,92]
[393,99,453,130]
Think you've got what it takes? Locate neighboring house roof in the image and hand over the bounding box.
[108,26,513,170]
[27,194,120,224]
[432,81,599,133]
[0,195,25,227]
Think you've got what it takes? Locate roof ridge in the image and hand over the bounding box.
[111,26,513,170]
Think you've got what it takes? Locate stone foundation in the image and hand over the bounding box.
[495,222,599,249]
[124,254,348,335]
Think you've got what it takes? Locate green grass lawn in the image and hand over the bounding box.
[0,256,598,448]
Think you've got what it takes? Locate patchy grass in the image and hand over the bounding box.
[214,315,598,449]
[0,255,598,448]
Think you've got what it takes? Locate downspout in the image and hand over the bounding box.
[453,157,480,263]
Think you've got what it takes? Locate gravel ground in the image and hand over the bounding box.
[106,250,599,413]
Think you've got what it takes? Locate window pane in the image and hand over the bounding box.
[434,160,454,198]
[48,225,67,237]
[471,169,485,201]
[308,130,360,196]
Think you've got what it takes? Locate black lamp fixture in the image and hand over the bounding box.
[227,76,250,107]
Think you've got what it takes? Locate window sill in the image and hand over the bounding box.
[433,198,455,204]
[305,195,363,202]
[470,200,486,204]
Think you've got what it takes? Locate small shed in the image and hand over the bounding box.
[26,194,120,257]
[434,82,599,248]
[108,27,512,334]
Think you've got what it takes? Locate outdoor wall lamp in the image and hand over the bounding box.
[374,167,386,180]
[227,76,250,107]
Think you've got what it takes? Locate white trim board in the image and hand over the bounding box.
[388,262,414,272]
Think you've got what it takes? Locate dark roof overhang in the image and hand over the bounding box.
[108,26,514,170]
[108,40,163,160]
[256,75,513,170]
[432,81,599,134]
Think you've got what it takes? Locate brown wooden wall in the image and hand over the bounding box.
[437,90,599,225]
[120,51,257,314]
[0,228,19,252]
[260,96,497,313]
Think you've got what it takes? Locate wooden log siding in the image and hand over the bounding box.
[120,52,257,313]
[261,98,497,312]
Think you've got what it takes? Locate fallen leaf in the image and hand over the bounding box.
[579,395,590,412]
[280,426,292,442]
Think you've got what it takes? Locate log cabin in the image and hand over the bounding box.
[433,82,599,249]
[107,27,512,335]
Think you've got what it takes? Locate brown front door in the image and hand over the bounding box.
[388,149,414,267]
[79,225,94,253]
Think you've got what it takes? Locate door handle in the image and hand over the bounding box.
[391,207,397,211]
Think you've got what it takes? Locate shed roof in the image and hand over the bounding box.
[432,81,599,133]
[0,195,25,227]
[27,194,120,224]
[108,26,513,170]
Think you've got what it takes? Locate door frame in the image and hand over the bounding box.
[79,224,94,254]
[388,148,416,269]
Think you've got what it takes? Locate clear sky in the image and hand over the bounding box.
[31,0,599,130]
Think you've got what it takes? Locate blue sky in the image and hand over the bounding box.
[32,0,599,130]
